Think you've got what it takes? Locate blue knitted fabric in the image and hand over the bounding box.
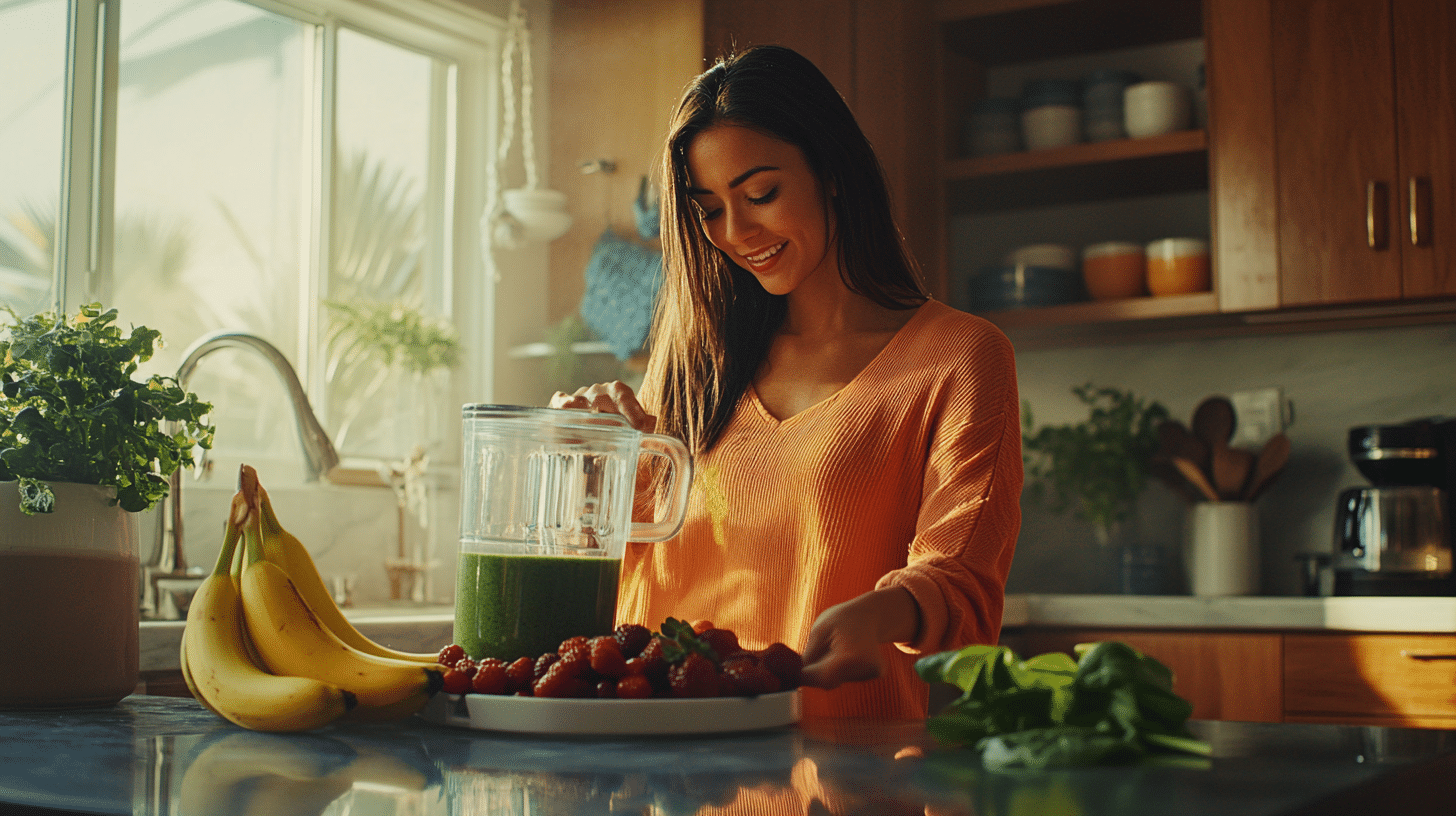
[579,229,662,360]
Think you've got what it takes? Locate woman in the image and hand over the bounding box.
[552,45,1021,719]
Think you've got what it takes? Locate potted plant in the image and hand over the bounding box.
[1021,382,1169,546]
[0,303,213,708]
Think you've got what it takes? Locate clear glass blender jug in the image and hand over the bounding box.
[454,405,691,660]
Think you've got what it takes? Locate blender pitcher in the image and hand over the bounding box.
[454,405,692,660]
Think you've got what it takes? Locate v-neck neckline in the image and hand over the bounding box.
[746,300,936,429]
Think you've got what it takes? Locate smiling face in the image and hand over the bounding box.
[684,124,837,297]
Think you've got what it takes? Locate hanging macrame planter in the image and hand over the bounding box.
[485,0,571,247]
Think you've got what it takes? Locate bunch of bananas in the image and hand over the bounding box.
[176,730,437,816]
[182,465,445,732]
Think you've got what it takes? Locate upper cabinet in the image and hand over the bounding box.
[1269,0,1455,307]
[933,0,1455,342]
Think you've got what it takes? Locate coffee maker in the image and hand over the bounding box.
[1333,418,1456,596]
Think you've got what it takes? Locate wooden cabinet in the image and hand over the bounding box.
[932,0,1456,340]
[702,0,939,290]
[1017,627,1284,723]
[1013,627,1456,729]
[1269,0,1456,307]
[1285,633,1456,729]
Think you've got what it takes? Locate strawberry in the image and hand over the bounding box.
[437,643,467,668]
[721,655,781,696]
[698,628,740,661]
[690,619,715,635]
[534,661,591,698]
[613,623,652,658]
[594,679,618,699]
[668,652,718,698]
[471,659,508,695]
[453,658,478,680]
[589,636,628,678]
[505,656,535,693]
[533,652,560,682]
[757,643,803,689]
[557,635,590,656]
[615,674,654,699]
[440,667,471,695]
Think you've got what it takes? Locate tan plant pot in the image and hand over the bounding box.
[0,482,140,708]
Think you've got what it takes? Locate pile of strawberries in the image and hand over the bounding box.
[436,618,802,699]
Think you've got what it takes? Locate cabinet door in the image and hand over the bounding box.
[1271,0,1403,307]
[1393,0,1456,297]
[1285,633,1456,728]
[1019,628,1284,723]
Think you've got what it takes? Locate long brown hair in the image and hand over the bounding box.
[642,45,927,455]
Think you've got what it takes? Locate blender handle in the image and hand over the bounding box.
[630,433,694,543]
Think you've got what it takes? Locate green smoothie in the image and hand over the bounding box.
[453,550,621,661]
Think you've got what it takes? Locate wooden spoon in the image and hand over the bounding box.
[1243,433,1291,501]
[1213,446,1255,500]
[1158,420,1210,474]
[1191,396,1236,453]
[1172,456,1221,503]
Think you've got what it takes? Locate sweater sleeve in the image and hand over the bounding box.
[875,319,1022,654]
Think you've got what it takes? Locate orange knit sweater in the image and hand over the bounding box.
[617,299,1022,719]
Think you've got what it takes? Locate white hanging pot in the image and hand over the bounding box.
[498,188,573,245]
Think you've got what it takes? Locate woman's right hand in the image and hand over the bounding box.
[550,381,656,433]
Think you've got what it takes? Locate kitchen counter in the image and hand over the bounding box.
[1000,594,1456,632]
[137,595,1456,672]
[1,694,1453,815]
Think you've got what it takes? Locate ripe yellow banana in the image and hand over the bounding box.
[183,494,357,733]
[237,494,444,712]
[176,731,355,816]
[238,771,354,816]
[238,464,440,664]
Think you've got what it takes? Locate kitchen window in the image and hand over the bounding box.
[0,0,500,474]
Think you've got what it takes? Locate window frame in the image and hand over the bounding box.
[54,0,503,460]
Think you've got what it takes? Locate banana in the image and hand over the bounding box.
[176,731,355,816]
[238,771,354,816]
[178,628,224,720]
[183,494,358,732]
[339,680,434,723]
[236,490,444,713]
[237,464,440,664]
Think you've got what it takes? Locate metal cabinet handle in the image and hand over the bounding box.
[1409,176,1432,247]
[1399,650,1456,661]
[1367,181,1389,249]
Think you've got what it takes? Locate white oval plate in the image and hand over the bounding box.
[418,690,801,735]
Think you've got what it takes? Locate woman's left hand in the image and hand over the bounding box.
[799,586,920,690]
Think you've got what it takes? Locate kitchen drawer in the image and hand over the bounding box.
[1284,634,1456,720]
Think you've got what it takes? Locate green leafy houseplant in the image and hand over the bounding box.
[1022,383,1168,544]
[0,304,215,514]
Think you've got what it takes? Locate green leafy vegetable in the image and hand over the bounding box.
[0,304,214,514]
[917,641,1211,771]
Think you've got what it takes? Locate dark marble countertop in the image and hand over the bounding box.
[2,695,1454,816]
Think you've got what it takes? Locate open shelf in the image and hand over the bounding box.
[946,128,1207,212]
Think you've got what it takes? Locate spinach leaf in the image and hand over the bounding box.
[918,641,1211,770]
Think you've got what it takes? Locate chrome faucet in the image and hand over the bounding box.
[140,331,341,619]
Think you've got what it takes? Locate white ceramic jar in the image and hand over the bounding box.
[1123,80,1193,138]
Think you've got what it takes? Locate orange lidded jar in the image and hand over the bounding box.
[1081,241,1146,300]
[1145,237,1210,296]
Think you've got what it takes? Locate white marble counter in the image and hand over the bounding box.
[141,595,1456,672]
